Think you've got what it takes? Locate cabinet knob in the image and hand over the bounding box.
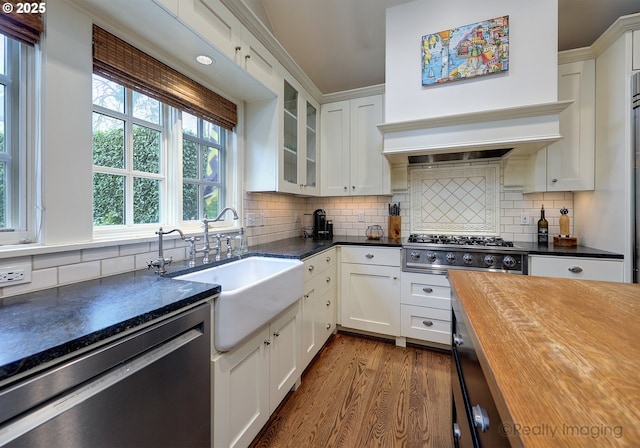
[326,299,331,307]
[235,46,241,52]
[453,334,464,346]
[326,256,331,262]
[365,253,374,259]
[472,405,490,432]
[422,320,434,327]
[393,275,398,280]
[552,178,558,183]
[245,54,251,60]
[343,186,348,191]
[326,323,332,330]
[568,265,583,273]
[273,331,280,337]
[352,186,355,190]
[308,265,315,272]
[422,287,433,293]
[326,276,331,283]
[264,339,271,346]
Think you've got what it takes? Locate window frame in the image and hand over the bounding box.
[92,75,240,240]
[0,34,36,246]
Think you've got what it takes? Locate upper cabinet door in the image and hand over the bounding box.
[321,95,389,196]
[546,59,595,191]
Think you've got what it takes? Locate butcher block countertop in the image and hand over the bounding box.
[447,270,640,448]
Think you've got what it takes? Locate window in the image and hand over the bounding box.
[182,112,226,221]
[92,75,165,227]
[92,75,231,233]
[0,33,31,242]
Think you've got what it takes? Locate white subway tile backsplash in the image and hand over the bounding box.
[82,246,120,262]
[34,251,82,270]
[59,261,101,285]
[102,255,136,276]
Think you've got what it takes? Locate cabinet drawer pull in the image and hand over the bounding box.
[235,46,241,52]
[308,265,315,272]
[264,339,271,346]
[552,178,558,183]
[365,253,374,259]
[422,320,434,327]
[326,276,331,283]
[326,299,331,307]
[422,287,433,293]
[326,256,331,263]
[273,331,280,337]
[568,266,583,273]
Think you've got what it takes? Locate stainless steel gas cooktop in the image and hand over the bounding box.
[403,234,527,275]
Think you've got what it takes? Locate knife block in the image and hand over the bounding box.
[388,216,401,240]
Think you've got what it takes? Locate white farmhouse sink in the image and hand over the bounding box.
[175,257,303,351]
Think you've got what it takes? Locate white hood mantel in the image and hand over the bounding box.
[378,100,573,164]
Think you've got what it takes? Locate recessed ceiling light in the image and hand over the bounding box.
[195,54,214,66]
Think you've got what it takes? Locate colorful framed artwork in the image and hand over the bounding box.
[421,15,509,86]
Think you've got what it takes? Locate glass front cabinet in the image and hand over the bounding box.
[281,79,319,195]
[245,77,319,195]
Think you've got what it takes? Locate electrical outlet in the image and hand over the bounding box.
[520,212,530,225]
[358,213,365,222]
[259,212,265,226]
[246,213,256,227]
[0,263,32,286]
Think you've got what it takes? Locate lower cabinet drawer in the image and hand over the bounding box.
[401,305,451,346]
[529,255,624,282]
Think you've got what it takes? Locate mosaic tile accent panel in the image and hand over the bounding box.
[410,164,500,235]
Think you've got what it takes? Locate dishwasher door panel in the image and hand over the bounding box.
[0,303,211,448]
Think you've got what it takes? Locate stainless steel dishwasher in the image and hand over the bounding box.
[0,302,211,447]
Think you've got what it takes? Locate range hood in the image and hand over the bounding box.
[379,101,573,164]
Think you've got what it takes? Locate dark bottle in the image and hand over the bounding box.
[537,204,549,245]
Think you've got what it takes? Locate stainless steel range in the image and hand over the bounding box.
[402,234,527,275]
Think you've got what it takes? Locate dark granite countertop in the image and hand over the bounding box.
[514,242,624,259]
[0,270,220,385]
[0,235,621,386]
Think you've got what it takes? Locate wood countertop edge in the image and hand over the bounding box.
[453,295,526,448]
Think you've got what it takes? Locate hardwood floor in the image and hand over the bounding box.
[250,333,453,448]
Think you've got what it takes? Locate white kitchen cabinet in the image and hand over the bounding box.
[340,246,401,336]
[523,59,595,193]
[246,76,319,195]
[301,248,337,368]
[400,272,451,347]
[180,0,280,92]
[529,255,624,282]
[321,95,390,196]
[213,302,302,448]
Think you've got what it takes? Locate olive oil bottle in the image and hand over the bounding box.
[537,204,548,245]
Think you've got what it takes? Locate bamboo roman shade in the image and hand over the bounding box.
[92,25,237,130]
[0,0,44,45]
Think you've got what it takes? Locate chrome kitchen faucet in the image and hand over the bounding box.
[147,227,184,275]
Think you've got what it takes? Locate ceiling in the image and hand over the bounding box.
[247,0,640,95]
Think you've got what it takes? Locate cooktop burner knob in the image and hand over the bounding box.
[462,253,474,265]
[483,254,496,267]
[410,250,421,261]
[426,251,437,262]
[503,255,517,269]
[446,252,456,264]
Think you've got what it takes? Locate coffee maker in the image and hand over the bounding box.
[313,209,332,240]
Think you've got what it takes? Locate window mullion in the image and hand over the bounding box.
[125,88,134,226]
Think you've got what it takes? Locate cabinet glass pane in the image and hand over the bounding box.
[283,80,298,184]
[306,102,317,188]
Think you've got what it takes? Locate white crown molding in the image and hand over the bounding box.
[590,12,640,57]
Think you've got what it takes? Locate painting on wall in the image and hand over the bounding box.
[421,15,509,86]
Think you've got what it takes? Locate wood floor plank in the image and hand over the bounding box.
[249,333,453,448]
